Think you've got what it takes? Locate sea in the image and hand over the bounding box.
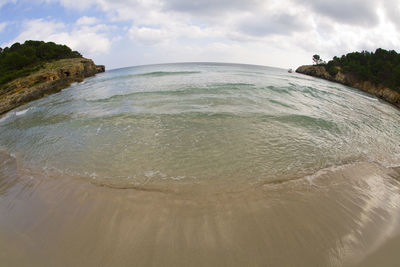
[1,62,400,266]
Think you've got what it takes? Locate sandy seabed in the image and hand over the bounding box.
[1,151,400,267]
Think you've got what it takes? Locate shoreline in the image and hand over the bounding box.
[0,58,105,116]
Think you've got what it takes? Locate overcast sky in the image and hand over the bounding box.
[1,0,399,69]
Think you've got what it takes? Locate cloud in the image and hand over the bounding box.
[41,0,400,35]
[293,0,380,27]
[129,26,168,45]
[76,16,99,26]
[10,18,111,56]
[163,0,262,16]
[237,12,310,37]
[53,0,400,68]
[383,0,400,29]
[12,19,65,41]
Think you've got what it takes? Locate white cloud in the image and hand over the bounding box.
[59,0,400,50]
[163,0,263,16]
[293,0,380,27]
[383,0,400,30]
[235,12,310,37]
[12,19,65,41]
[129,26,168,45]
[76,16,99,26]
[128,21,222,46]
[10,18,112,57]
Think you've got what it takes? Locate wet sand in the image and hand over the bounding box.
[1,151,400,266]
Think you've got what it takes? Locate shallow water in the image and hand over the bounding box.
[1,63,400,266]
[2,63,400,188]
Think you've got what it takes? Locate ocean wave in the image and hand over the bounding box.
[92,71,201,83]
[136,71,201,77]
[87,83,256,102]
[272,114,340,131]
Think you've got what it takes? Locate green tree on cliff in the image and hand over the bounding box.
[324,48,400,92]
[0,40,82,88]
[312,54,323,65]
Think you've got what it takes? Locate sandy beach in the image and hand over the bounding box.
[1,151,400,266]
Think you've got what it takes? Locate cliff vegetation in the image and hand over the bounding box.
[0,40,82,89]
[324,48,400,93]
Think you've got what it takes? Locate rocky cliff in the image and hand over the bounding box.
[0,58,105,115]
[296,65,400,108]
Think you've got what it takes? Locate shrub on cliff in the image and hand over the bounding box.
[0,40,82,88]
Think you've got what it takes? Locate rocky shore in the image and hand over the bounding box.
[0,58,105,115]
[296,65,400,108]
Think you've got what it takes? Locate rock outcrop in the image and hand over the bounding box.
[0,58,105,115]
[296,65,400,108]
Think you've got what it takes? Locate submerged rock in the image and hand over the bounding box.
[296,65,400,108]
[0,58,105,115]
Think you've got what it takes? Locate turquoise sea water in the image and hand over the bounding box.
[1,62,400,188]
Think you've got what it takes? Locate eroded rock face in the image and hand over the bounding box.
[296,65,400,108]
[296,65,333,81]
[0,58,105,115]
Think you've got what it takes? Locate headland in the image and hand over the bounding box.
[0,58,105,115]
[296,65,400,107]
[0,40,105,115]
[296,49,400,108]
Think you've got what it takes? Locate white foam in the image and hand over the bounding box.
[15,108,29,116]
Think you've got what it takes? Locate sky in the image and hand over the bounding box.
[0,0,400,70]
